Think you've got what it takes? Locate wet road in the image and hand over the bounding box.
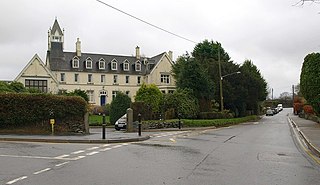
[1,108,320,185]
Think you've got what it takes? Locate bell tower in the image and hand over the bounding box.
[48,18,64,51]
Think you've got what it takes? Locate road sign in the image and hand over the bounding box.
[50,119,55,125]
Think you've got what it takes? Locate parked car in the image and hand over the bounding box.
[266,109,274,116]
[115,114,127,131]
[277,104,283,111]
[271,108,278,114]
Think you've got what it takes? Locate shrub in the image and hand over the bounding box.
[109,92,131,124]
[303,105,314,115]
[0,93,87,133]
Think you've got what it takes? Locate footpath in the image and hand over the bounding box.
[289,114,320,158]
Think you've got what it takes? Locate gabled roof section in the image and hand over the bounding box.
[15,54,58,84]
[51,18,63,35]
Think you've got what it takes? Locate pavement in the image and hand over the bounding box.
[289,113,320,158]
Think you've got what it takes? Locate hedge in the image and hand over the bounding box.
[183,115,259,127]
[0,93,87,133]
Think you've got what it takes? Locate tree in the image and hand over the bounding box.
[164,88,199,119]
[8,81,27,93]
[110,92,132,124]
[172,55,214,112]
[65,89,89,102]
[134,83,163,113]
[300,53,320,114]
[239,60,268,115]
[0,82,14,93]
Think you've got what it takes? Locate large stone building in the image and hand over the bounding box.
[15,19,176,105]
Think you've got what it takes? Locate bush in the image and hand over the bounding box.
[109,92,131,124]
[198,111,233,119]
[183,115,259,127]
[0,93,87,133]
[303,105,314,115]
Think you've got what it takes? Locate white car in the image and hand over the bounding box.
[277,104,283,111]
[115,114,127,131]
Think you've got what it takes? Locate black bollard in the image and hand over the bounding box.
[138,113,142,136]
[178,113,181,129]
[102,114,106,139]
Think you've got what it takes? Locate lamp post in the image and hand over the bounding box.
[219,69,241,111]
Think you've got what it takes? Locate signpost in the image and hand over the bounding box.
[50,118,55,135]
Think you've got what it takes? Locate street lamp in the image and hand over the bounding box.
[217,43,241,111]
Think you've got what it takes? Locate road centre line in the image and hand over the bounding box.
[33,168,51,175]
[55,161,70,167]
[87,146,99,150]
[54,154,70,159]
[6,176,28,185]
[100,147,112,152]
[86,151,99,156]
[0,154,69,160]
[71,150,85,154]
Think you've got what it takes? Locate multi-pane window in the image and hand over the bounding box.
[125,76,129,84]
[112,91,118,100]
[101,75,105,83]
[60,73,65,82]
[136,61,141,71]
[88,74,93,83]
[25,79,48,93]
[160,74,170,84]
[74,73,79,82]
[137,76,141,84]
[124,61,129,71]
[113,75,118,84]
[111,60,117,70]
[99,59,105,69]
[72,57,79,68]
[86,90,94,103]
[86,58,92,69]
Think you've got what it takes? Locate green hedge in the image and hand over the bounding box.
[183,115,259,127]
[0,93,87,133]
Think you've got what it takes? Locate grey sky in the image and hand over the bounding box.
[1,0,319,97]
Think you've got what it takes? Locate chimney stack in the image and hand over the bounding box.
[168,51,173,61]
[136,46,140,60]
[76,38,81,57]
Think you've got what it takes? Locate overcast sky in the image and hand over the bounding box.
[1,0,319,97]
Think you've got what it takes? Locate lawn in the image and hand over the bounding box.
[89,115,111,126]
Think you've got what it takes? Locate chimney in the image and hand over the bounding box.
[76,38,81,57]
[168,51,173,61]
[136,46,140,60]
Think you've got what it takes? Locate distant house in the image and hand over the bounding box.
[15,19,176,105]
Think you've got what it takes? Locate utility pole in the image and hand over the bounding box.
[218,44,223,111]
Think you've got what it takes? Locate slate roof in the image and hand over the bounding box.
[51,19,63,35]
[48,42,165,75]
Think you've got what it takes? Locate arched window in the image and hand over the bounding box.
[86,57,92,69]
[72,56,79,68]
[99,58,105,69]
[124,60,130,71]
[111,59,117,70]
[135,61,141,71]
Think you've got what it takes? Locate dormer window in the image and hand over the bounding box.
[72,57,79,68]
[136,61,141,71]
[86,58,92,69]
[99,58,105,69]
[111,59,117,70]
[124,60,130,71]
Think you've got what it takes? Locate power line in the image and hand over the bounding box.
[96,0,197,44]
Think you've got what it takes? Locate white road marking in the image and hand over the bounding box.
[72,156,86,160]
[169,138,176,143]
[100,148,112,152]
[71,150,85,154]
[6,176,28,184]
[54,154,70,159]
[0,154,69,160]
[86,151,99,156]
[55,161,70,167]
[87,146,99,151]
[111,145,122,149]
[103,144,111,147]
[33,168,51,175]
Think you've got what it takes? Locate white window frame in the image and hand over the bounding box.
[74,73,79,82]
[111,59,117,70]
[124,60,130,71]
[72,57,79,68]
[86,58,92,69]
[88,74,93,83]
[86,90,94,103]
[101,75,105,83]
[99,58,105,69]
[60,73,65,82]
[160,74,170,84]
[112,91,118,100]
[135,61,141,71]
[113,75,118,84]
